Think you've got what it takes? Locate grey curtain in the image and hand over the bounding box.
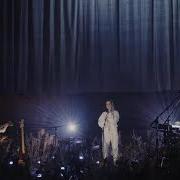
[0,0,180,95]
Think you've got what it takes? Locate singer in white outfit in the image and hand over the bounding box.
[98,100,119,165]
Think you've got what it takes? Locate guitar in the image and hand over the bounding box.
[18,119,26,166]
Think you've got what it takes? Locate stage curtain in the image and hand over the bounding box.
[0,0,180,95]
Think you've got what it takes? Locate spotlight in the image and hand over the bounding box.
[60,173,64,177]
[37,173,42,178]
[52,156,55,159]
[75,140,82,144]
[9,161,14,165]
[61,166,65,170]
[80,170,84,174]
[67,122,77,133]
[96,161,100,164]
[172,121,180,128]
[79,155,84,160]
[37,161,41,164]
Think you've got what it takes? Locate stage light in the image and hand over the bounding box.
[9,161,14,165]
[37,160,41,164]
[61,166,65,170]
[80,170,84,174]
[79,155,84,160]
[37,173,42,178]
[171,121,180,128]
[52,156,55,159]
[67,122,77,133]
[60,173,64,177]
[75,139,82,144]
[96,161,100,164]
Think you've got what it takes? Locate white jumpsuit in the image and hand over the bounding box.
[98,110,119,163]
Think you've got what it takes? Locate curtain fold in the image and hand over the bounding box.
[1,0,180,95]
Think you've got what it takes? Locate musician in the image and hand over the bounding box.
[98,100,119,166]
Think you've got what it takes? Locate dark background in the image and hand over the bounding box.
[0,0,180,140]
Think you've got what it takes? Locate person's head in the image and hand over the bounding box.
[105,100,114,112]
[38,128,46,137]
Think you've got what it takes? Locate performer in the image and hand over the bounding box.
[98,100,119,166]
